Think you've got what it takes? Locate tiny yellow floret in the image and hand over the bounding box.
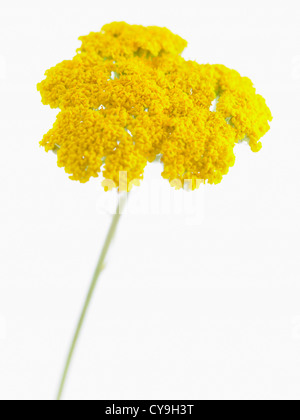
[38,22,272,190]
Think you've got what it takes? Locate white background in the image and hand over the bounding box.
[0,0,300,401]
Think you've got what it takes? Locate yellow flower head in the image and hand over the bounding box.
[38,22,272,190]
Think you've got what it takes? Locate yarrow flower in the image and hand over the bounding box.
[38,22,272,190]
[38,23,273,400]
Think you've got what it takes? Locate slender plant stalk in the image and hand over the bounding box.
[57,193,128,400]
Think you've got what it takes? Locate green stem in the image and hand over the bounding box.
[57,193,128,400]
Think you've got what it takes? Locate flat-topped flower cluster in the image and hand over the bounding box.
[38,22,272,190]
